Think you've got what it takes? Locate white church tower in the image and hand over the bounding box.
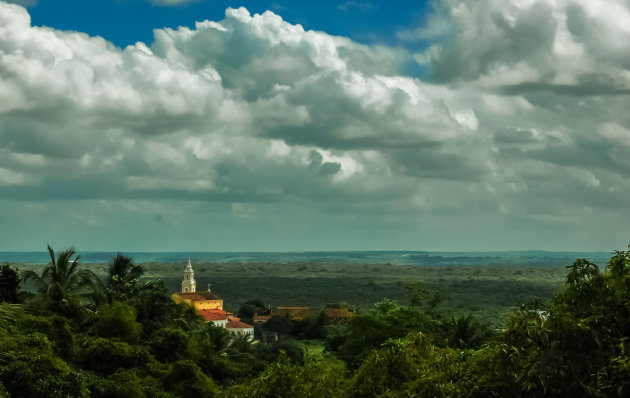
[182,259,196,293]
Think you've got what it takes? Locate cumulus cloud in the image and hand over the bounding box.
[419,0,630,94]
[0,0,629,250]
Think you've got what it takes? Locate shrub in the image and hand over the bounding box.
[166,360,218,398]
[95,302,142,344]
[79,337,154,375]
[228,354,346,398]
[148,327,192,363]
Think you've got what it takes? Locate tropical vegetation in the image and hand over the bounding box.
[0,245,629,397]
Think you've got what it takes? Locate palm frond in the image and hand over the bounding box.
[21,269,47,293]
[108,254,144,284]
[47,244,56,268]
[0,303,24,333]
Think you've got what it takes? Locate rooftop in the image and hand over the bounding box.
[199,310,228,322]
[175,291,220,301]
[227,319,254,329]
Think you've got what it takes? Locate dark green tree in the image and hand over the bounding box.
[95,302,143,344]
[22,245,99,305]
[105,254,144,302]
[0,265,20,303]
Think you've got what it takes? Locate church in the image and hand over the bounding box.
[172,260,254,340]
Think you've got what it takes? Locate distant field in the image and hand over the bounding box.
[15,260,568,326]
[127,261,566,325]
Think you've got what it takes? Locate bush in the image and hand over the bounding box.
[166,360,218,398]
[88,370,165,398]
[79,338,154,375]
[348,333,469,398]
[18,314,76,359]
[0,349,89,398]
[228,354,346,398]
[262,316,293,335]
[148,328,192,363]
[95,302,142,344]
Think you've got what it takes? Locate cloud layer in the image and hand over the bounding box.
[0,0,628,251]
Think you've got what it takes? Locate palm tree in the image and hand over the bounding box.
[448,314,488,349]
[105,253,144,301]
[22,244,99,304]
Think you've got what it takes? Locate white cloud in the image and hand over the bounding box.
[420,0,630,93]
[1,1,630,250]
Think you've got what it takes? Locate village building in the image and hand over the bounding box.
[199,309,229,328]
[172,260,253,339]
[253,315,272,327]
[270,306,311,320]
[172,260,223,310]
[324,306,354,324]
[226,317,255,340]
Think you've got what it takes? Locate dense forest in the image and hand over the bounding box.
[1,245,629,397]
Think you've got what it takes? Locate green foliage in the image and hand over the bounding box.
[262,315,293,335]
[0,303,23,333]
[238,304,257,319]
[88,369,165,398]
[292,312,326,339]
[18,314,75,359]
[0,329,89,398]
[349,332,468,398]
[5,243,630,398]
[166,360,218,398]
[96,301,143,344]
[228,354,346,398]
[106,254,145,302]
[130,280,203,333]
[0,264,20,303]
[79,337,154,374]
[21,245,100,310]
[0,360,89,398]
[326,299,432,367]
[254,339,306,365]
[446,314,491,349]
[148,327,191,363]
[466,250,630,397]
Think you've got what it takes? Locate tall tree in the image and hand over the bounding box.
[22,245,99,304]
[0,265,20,303]
[105,254,144,302]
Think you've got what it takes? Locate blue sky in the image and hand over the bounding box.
[26,0,432,50]
[1,0,630,252]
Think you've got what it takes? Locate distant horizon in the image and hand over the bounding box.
[0,249,615,254]
[1,249,615,267]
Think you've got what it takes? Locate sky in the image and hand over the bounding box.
[0,0,629,252]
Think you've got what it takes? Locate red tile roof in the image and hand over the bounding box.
[199,310,228,321]
[227,319,254,329]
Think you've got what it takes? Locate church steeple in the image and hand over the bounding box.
[182,259,196,293]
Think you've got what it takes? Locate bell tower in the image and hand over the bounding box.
[182,259,196,293]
